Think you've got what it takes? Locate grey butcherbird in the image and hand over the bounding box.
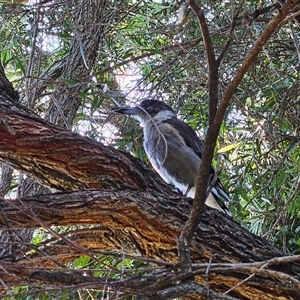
[113,99,231,216]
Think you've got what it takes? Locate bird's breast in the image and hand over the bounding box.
[143,121,201,193]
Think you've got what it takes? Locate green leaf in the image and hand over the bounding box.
[218,143,241,153]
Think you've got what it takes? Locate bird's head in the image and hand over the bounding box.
[112,99,176,125]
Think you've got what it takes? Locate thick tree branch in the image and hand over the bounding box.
[0,190,300,298]
[0,96,172,194]
[0,0,299,298]
[0,189,285,265]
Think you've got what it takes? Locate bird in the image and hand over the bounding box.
[113,99,231,216]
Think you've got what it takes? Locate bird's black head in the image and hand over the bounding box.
[139,99,175,117]
[112,99,175,124]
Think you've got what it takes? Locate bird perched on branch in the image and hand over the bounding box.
[113,99,231,216]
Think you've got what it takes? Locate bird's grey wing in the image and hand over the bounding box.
[163,117,204,156]
[163,117,231,209]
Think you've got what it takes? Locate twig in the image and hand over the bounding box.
[262,176,300,239]
[223,273,255,295]
[289,17,300,62]
[86,38,203,81]
[217,0,245,64]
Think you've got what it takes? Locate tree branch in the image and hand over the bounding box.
[0,99,172,194]
[179,0,219,275]
[1,190,300,297]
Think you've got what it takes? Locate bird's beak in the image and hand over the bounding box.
[112,106,139,116]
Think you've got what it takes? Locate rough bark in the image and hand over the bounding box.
[0,102,170,193]
[1,189,300,298]
[34,0,110,125]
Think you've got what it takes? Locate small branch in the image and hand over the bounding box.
[155,281,239,300]
[248,2,281,23]
[217,0,245,64]
[178,0,219,274]
[223,273,255,295]
[222,256,300,295]
[263,174,300,239]
[186,0,218,124]
[192,254,300,270]
[289,17,300,62]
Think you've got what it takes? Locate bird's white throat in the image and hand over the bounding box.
[134,109,176,127]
